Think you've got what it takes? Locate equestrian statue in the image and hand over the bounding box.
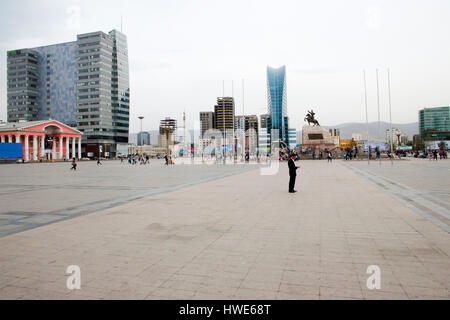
[304,109,320,126]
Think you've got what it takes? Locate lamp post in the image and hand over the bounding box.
[138,116,144,155]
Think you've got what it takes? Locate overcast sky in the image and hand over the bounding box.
[1,0,449,132]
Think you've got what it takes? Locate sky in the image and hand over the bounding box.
[1,0,450,133]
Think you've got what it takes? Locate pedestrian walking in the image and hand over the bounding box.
[327,151,332,163]
[288,154,300,193]
[70,158,77,171]
[97,158,102,165]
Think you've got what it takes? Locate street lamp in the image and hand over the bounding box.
[138,116,144,155]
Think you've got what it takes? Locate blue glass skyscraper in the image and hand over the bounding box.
[267,65,288,147]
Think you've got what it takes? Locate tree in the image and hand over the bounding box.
[439,141,446,151]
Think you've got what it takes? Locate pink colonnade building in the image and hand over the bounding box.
[0,120,83,161]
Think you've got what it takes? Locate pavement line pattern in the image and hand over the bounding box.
[0,163,261,238]
[341,162,450,234]
[0,161,449,300]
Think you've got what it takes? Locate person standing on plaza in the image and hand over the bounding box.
[327,151,332,163]
[288,154,300,193]
[433,149,438,161]
[164,154,169,165]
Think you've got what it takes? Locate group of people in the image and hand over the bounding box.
[414,149,448,160]
[343,147,358,160]
[428,149,447,161]
[125,154,150,165]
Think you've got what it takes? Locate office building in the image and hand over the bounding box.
[260,114,270,129]
[200,111,214,137]
[137,131,150,146]
[386,128,402,147]
[214,97,235,133]
[7,29,130,158]
[288,127,297,150]
[258,128,271,154]
[329,128,340,137]
[267,66,289,147]
[419,106,450,141]
[236,115,259,154]
[7,45,78,126]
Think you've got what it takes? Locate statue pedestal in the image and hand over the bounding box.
[301,125,335,152]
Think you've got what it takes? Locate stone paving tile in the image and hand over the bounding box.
[0,161,449,300]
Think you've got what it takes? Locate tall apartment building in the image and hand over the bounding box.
[200,111,214,137]
[214,97,235,133]
[6,29,130,158]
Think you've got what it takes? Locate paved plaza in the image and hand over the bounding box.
[0,160,257,237]
[0,159,449,299]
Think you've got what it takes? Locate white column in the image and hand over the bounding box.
[40,136,45,157]
[72,137,76,159]
[59,137,64,159]
[24,135,29,161]
[33,135,38,161]
[66,137,70,160]
[77,137,81,159]
[15,135,21,144]
[52,136,56,160]
[1,135,5,143]
[8,135,12,143]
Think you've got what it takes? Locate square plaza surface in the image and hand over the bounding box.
[0,158,449,299]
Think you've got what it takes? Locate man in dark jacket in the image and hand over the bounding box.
[288,154,300,193]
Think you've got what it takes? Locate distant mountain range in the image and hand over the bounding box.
[325,121,418,140]
[130,122,419,144]
[297,121,418,142]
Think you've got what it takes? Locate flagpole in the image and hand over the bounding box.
[376,69,381,165]
[223,80,225,164]
[363,70,370,165]
[242,79,245,162]
[387,68,394,165]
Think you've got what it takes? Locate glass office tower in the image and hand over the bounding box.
[419,106,450,141]
[267,66,288,147]
[7,29,130,158]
